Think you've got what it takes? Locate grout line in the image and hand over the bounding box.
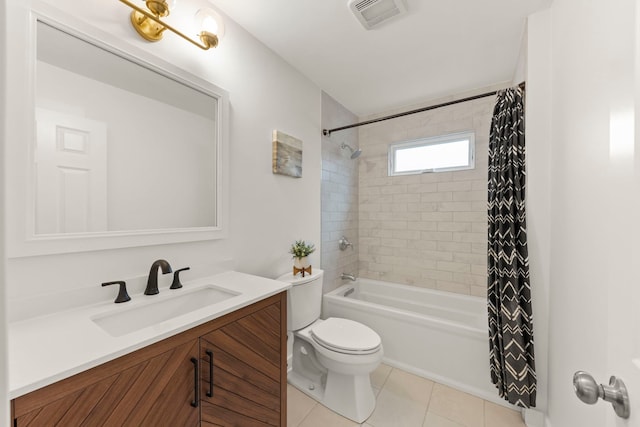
[421,380,436,426]
[378,364,392,389]
[295,401,318,427]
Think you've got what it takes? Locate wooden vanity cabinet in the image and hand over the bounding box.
[11,292,287,427]
[200,300,283,426]
[12,337,201,427]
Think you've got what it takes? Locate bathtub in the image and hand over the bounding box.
[323,279,500,404]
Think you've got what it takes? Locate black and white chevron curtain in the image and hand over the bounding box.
[487,86,536,408]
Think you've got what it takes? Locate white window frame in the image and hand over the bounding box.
[388,131,476,176]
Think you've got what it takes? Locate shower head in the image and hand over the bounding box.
[341,143,362,159]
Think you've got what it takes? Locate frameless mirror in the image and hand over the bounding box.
[34,21,221,235]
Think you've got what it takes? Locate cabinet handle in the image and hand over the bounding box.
[190,357,199,407]
[206,350,214,397]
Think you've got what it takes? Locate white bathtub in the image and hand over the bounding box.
[323,279,501,404]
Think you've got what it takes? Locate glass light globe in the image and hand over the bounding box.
[202,14,219,34]
[195,8,225,42]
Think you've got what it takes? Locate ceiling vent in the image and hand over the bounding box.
[348,0,408,30]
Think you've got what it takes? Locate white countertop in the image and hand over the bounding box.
[8,271,290,399]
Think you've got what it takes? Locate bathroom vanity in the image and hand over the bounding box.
[5,4,287,425]
[8,272,289,426]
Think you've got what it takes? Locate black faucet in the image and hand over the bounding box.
[145,259,172,295]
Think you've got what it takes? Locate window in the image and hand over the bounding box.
[388,131,475,176]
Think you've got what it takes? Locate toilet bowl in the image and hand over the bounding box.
[296,318,383,422]
[277,270,383,423]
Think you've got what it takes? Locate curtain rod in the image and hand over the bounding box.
[322,82,526,136]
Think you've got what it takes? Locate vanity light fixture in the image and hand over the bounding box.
[118,0,225,50]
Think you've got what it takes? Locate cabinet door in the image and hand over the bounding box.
[13,339,200,427]
[200,300,284,427]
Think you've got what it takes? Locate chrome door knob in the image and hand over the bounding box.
[573,371,601,404]
[573,371,630,419]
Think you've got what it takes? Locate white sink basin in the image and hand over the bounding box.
[92,286,240,337]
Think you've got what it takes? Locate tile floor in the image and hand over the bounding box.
[287,364,527,427]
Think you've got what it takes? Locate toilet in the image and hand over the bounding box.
[278,269,383,423]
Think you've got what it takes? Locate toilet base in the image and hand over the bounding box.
[288,371,376,424]
[322,371,376,423]
[288,331,380,423]
[288,371,326,402]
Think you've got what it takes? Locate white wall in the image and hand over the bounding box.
[512,25,528,86]
[321,92,359,292]
[0,0,9,421]
[524,8,552,423]
[4,0,321,316]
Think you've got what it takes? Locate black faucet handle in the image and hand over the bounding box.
[102,281,131,303]
[170,267,191,290]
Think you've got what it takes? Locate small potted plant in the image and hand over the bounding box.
[289,239,315,276]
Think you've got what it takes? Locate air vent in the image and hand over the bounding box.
[348,0,408,30]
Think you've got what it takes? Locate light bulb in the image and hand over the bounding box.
[202,15,219,34]
[195,8,225,43]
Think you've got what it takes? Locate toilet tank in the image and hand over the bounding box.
[277,269,323,331]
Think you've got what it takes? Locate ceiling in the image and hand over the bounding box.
[209,0,552,117]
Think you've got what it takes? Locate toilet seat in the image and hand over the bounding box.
[310,318,381,355]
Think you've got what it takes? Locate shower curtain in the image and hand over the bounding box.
[487,86,536,408]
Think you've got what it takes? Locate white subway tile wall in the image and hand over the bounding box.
[358,97,494,296]
[321,92,360,293]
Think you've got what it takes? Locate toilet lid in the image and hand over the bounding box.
[310,318,381,353]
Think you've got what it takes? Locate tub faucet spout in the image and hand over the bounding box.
[341,273,357,281]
